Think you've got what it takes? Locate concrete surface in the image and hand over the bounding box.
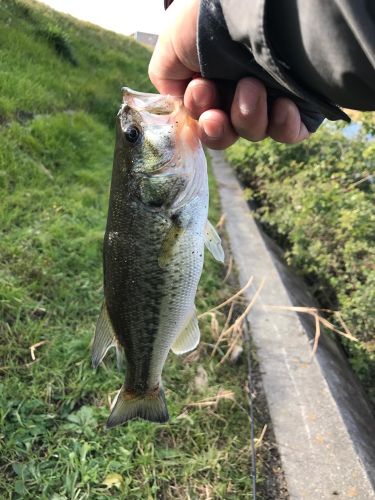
[210,150,375,499]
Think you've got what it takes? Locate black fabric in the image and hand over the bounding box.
[267,0,375,110]
[197,0,349,132]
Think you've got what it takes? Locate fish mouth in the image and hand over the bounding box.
[122,87,181,115]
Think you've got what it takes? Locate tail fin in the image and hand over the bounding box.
[107,386,169,428]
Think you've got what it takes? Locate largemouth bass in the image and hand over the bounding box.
[92,88,224,427]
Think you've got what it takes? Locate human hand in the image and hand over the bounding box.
[148,0,310,149]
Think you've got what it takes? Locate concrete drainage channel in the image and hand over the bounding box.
[209,150,375,499]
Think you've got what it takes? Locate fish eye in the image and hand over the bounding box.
[124,125,141,144]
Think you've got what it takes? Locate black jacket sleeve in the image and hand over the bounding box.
[197,0,349,132]
[164,0,375,132]
[267,0,375,111]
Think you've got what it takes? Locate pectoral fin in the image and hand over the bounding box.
[171,309,200,355]
[92,302,116,368]
[159,211,192,269]
[204,220,225,263]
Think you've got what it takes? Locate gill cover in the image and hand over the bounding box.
[119,87,207,212]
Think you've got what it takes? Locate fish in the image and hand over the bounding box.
[91,87,224,427]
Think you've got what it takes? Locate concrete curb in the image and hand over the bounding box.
[210,150,375,499]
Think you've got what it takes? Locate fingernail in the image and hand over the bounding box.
[191,84,214,109]
[238,87,259,116]
[201,118,224,139]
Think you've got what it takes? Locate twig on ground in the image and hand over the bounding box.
[215,213,226,230]
[198,276,254,319]
[222,301,235,334]
[214,278,266,363]
[184,389,235,409]
[29,340,48,361]
[335,311,352,337]
[209,312,220,340]
[223,255,233,283]
[311,314,321,359]
[206,277,264,362]
[218,325,244,366]
[264,305,358,358]
[107,390,120,409]
[210,302,236,357]
[255,424,268,449]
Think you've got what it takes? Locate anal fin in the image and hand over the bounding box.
[107,386,169,427]
[171,309,200,355]
[91,302,116,368]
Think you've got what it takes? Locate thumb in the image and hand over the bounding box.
[148,0,200,96]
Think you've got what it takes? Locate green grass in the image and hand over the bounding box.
[0,0,153,125]
[0,112,257,498]
[0,1,283,498]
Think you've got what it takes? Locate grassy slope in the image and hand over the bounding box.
[0,0,152,125]
[0,1,281,498]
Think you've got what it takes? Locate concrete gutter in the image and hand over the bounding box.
[210,150,375,499]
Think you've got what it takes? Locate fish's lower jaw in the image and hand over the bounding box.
[106,386,169,428]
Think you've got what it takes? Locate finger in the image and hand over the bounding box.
[230,78,268,141]
[268,98,310,144]
[198,109,238,150]
[148,0,199,96]
[148,36,193,95]
[184,78,219,119]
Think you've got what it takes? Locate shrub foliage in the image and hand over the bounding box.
[227,118,375,401]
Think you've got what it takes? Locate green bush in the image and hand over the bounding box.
[227,120,375,402]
